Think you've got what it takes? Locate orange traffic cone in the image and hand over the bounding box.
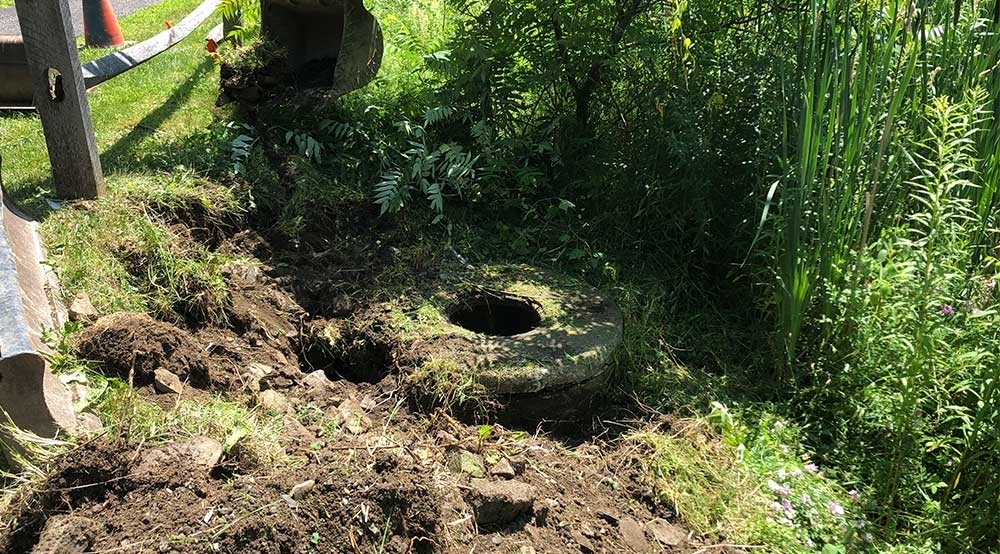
[82,0,125,47]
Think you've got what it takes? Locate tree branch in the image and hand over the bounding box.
[551,10,580,93]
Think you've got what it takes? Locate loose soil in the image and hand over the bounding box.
[2,183,732,554]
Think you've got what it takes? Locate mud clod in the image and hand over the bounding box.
[76,313,214,389]
[466,478,538,529]
[33,515,99,554]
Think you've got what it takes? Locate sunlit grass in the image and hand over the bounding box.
[0,0,220,202]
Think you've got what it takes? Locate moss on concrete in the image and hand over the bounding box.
[334,264,623,397]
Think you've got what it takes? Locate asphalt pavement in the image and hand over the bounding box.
[0,0,161,37]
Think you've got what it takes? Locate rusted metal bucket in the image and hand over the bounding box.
[0,36,33,107]
[0,158,79,437]
[261,0,382,95]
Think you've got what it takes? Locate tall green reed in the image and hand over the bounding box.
[762,0,1000,547]
[765,0,999,376]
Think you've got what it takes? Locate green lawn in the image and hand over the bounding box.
[0,0,220,205]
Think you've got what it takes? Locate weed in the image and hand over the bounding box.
[96,384,292,470]
[406,358,488,411]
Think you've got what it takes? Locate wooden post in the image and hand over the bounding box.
[14,0,105,199]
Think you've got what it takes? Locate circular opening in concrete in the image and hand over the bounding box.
[448,293,541,337]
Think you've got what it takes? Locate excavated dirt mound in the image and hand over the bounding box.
[75,313,217,389]
[1,404,707,554]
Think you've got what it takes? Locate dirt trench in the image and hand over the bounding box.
[1,201,726,554]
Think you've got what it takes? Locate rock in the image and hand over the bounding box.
[329,294,356,316]
[525,524,544,543]
[447,450,485,478]
[490,458,517,480]
[34,515,99,554]
[68,292,99,322]
[647,518,686,547]
[135,436,223,480]
[466,478,537,528]
[596,509,619,524]
[221,262,261,283]
[76,412,103,434]
[508,454,528,475]
[334,398,372,434]
[301,370,328,389]
[290,479,315,500]
[153,369,183,395]
[436,430,459,446]
[247,363,273,380]
[618,516,651,553]
[282,415,317,446]
[570,528,596,553]
[360,395,377,410]
[257,390,290,413]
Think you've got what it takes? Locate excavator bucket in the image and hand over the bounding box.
[261,0,383,95]
[0,161,79,437]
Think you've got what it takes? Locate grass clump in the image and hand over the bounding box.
[43,173,238,325]
[634,405,868,552]
[405,358,489,411]
[96,385,291,470]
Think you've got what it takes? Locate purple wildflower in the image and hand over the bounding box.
[805,538,815,548]
[848,489,860,501]
[804,463,819,473]
[828,501,845,516]
[782,499,794,516]
[768,480,791,496]
[940,304,955,316]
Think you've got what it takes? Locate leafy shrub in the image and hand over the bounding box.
[798,90,1000,549]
